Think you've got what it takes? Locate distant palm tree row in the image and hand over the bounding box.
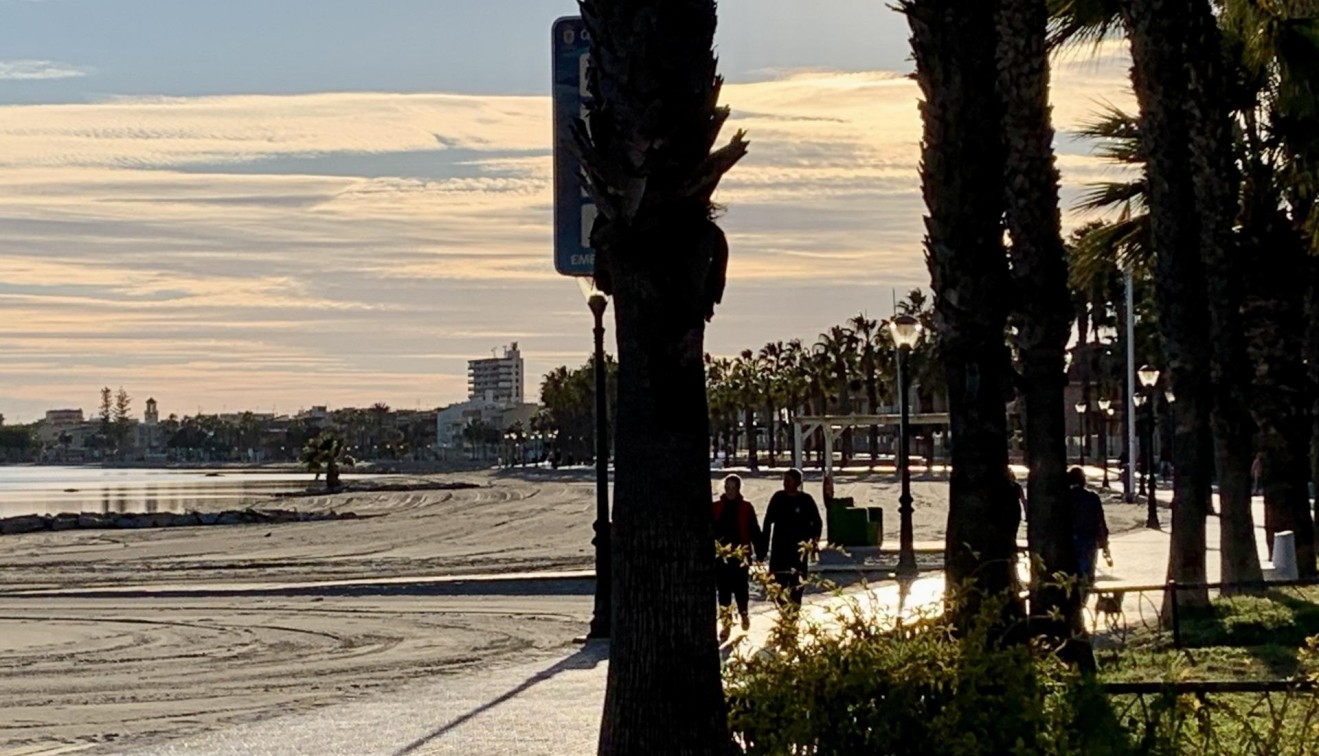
[538,292,944,470]
[705,294,944,470]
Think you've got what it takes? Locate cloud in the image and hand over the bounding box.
[0,59,93,81]
[0,52,1135,421]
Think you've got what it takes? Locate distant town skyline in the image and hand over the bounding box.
[0,1,1133,423]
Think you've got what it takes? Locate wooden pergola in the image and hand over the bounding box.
[792,413,951,478]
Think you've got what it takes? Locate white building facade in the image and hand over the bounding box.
[467,342,524,405]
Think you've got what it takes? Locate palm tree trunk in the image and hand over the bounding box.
[578,1,746,751]
[1242,210,1316,576]
[906,0,1022,628]
[996,0,1080,635]
[1183,0,1264,586]
[764,402,777,467]
[1125,0,1213,609]
[1309,258,1319,559]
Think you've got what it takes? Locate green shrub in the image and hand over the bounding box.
[723,581,1319,755]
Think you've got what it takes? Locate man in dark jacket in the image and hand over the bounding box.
[1069,467,1110,598]
[713,474,762,641]
[759,468,822,614]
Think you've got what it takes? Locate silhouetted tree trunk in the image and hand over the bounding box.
[996,0,1080,635]
[1184,0,1263,587]
[577,1,748,752]
[906,0,1023,628]
[1242,162,1313,579]
[1125,0,1212,609]
[1309,259,1319,559]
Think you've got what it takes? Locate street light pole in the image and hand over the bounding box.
[585,290,611,639]
[573,277,612,641]
[1074,401,1089,469]
[1146,400,1157,527]
[1098,399,1113,488]
[889,314,923,580]
[1138,365,1161,529]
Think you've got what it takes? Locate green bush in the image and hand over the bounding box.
[723,582,1319,755]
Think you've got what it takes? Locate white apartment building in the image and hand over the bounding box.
[467,342,524,405]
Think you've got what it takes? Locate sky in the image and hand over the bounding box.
[0,0,1134,423]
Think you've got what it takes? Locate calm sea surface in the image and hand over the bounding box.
[0,466,367,518]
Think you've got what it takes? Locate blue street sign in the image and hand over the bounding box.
[552,16,596,277]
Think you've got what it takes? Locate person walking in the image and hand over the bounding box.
[712,474,762,642]
[759,468,822,618]
[1069,467,1110,600]
[1008,468,1027,522]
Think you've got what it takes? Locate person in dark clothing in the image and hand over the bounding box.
[712,474,762,641]
[1009,468,1027,521]
[759,468,822,616]
[1069,467,1111,599]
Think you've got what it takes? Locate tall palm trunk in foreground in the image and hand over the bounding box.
[1183,0,1263,587]
[905,0,1023,626]
[575,1,748,752]
[1125,0,1213,609]
[996,0,1079,633]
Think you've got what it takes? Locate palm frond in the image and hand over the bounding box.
[1047,0,1125,51]
[1076,180,1149,214]
[1075,103,1143,163]
[1068,215,1150,295]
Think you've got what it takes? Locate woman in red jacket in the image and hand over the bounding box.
[712,474,763,641]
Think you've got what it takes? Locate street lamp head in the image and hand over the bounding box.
[889,314,923,349]
[1097,399,1112,412]
[1165,389,1176,404]
[576,276,609,317]
[1138,364,1161,388]
[1074,401,1089,414]
[1133,393,1148,407]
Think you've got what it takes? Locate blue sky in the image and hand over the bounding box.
[0,0,1132,423]
[0,0,911,102]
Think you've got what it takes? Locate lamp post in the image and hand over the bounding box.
[1097,399,1113,488]
[579,278,612,640]
[1164,389,1178,502]
[1074,401,1089,468]
[1137,365,1161,529]
[889,314,923,580]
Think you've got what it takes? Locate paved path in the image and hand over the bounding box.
[123,493,1274,756]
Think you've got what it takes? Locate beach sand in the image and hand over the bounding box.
[0,468,1146,753]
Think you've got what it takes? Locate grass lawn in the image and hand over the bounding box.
[1097,585,1319,682]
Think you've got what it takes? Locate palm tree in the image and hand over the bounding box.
[757,341,787,467]
[1181,0,1268,591]
[815,325,858,467]
[1057,1,1300,585]
[804,345,833,466]
[734,349,760,470]
[997,0,1081,635]
[704,355,737,464]
[1225,0,1319,576]
[300,431,354,490]
[575,1,747,749]
[779,338,811,465]
[1122,0,1217,609]
[848,314,885,468]
[904,0,1023,626]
